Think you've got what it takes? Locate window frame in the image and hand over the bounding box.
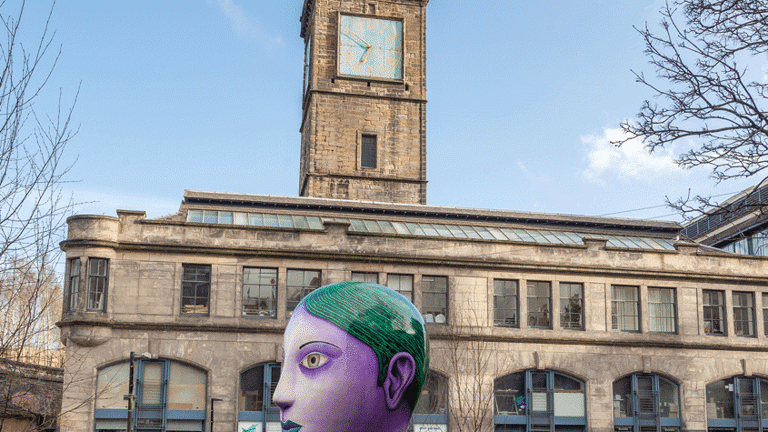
[494,279,519,328]
[611,285,640,332]
[387,274,413,302]
[648,287,677,334]
[703,289,727,336]
[66,258,81,312]
[494,369,586,429]
[412,371,449,430]
[94,359,208,432]
[733,291,756,337]
[242,267,278,319]
[527,281,552,329]
[351,271,378,284]
[238,362,282,429]
[181,264,212,316]
[360,133,377,169]
[86,258,109,312]
[421,275,448,325]
[705,375,768,430]
[763,292,768,337]
[559,282,583,330]
[286,269,321,316]
[613,373,681,431]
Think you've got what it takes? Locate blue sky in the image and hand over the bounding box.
[18,0,759,221]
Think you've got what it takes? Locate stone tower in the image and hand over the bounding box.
[298,0,429,204]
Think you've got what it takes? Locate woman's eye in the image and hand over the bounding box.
[301,353,329,369]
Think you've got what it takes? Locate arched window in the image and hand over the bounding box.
[94,359,207,432]
[706,376,768,431]
[238,362,281,432]
[495,370,586,431]
[413,371,449,431]
[613,373,680,432]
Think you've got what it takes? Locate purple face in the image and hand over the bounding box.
[272,306,389,432]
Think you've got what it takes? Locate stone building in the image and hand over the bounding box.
[58,1,768,432]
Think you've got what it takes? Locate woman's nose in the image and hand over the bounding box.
[272,371,293,412]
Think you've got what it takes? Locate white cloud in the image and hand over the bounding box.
[582,127,683,184]
[208,0,285,49]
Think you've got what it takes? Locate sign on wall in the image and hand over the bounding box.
[414,424,448,432]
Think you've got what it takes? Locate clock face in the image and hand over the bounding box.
[338,14,403,80]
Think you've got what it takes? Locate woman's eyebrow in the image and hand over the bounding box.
[299,340,340,350]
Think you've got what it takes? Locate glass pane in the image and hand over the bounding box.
[203,211,218,224]
[141,363,163,405]
[219,212,233,224]
[706,378,735,419]
[263,214,279,227]
[351,272,378,284]
[613,376,632,417]
[388,274,413,302]
[243,268,277,318]
[494,279,518,327]
[187,210,203,223]
[168,363,206,410]
[233,212,248,225]
[240,366,265,411]
[96,363,129,409]
[659,377,680,418]
[414,373,448,415]
[494,372,525,415]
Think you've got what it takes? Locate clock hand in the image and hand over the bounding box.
[361,46,371,63]
[344,30,371,49]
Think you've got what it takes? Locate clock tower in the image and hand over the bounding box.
[299,0,429,205]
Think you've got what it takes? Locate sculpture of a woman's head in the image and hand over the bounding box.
[273,281,429,432]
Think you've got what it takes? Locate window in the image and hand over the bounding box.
[66,258,81,312]
[388,274,413,302]
[763,293,768,336]
[421,276,448,324]
[703,289,726,335]
[612,285,639,332]
[361,134,377,169]
[413,371,448,431]
[239,363,281,431]
[527,281,551,329]
[286,269,321,316]
[351,271,378,284]
[706,376,768,430]
[733,291,755,337]
[95,359,207,432]
[649,287,676,333]
[87,258,108,311]
[613,373,680,431]
[495,370,586,431]
[494,279,518,327]
[243,268,277,318]
[560,282,583,330]
[181,264,211,315]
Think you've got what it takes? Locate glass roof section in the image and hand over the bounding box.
[186,210,677,251]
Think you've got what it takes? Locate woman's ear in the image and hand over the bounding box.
[383,352,417,410]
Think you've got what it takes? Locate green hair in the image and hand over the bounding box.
[298,281,429,411]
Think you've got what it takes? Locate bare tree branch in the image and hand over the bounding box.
[615,0,768,219]
[0,0,77,430]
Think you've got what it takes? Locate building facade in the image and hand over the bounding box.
[57,1,768,432]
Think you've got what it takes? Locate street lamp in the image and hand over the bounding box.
[124,351,152,432]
